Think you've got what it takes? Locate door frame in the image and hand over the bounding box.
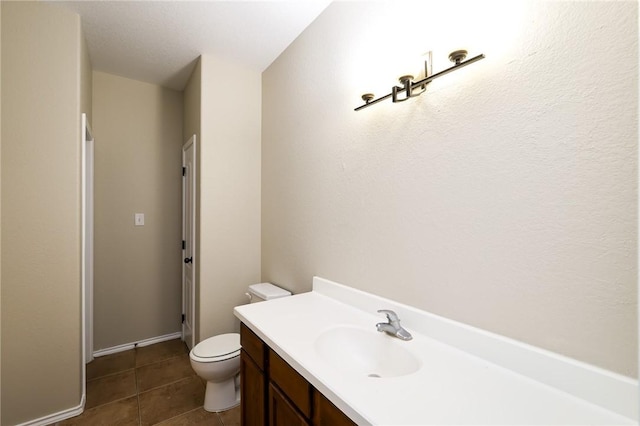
[182,135,197,349]
[81,113,94,405]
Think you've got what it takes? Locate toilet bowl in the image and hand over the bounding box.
[189,333,241,412]
[189,282,292,412]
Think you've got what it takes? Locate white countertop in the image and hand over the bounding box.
[234,278,636,425]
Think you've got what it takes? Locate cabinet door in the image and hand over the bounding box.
[313,391,357,426]
[241,350,266,426]
[269,350,312,417]
[269,383,310,426]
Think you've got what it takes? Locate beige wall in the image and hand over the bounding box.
[183,59,201,145]
[0,3,3,421]
[81,36,93,125]
[198,54,261,340]
[92,71,183,350]
[1,2,85,424]
[262,1,638,377]
[0,4,3,422]
[182,58,202,342]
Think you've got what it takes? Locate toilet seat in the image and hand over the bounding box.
[190,333,240,363]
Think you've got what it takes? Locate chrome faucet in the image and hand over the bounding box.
[376,309,413,341]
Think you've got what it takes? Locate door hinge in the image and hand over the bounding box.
[181,314,185,324]
[182,167,186,176]
[182,240,186,250]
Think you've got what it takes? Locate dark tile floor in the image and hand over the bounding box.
[52,339,240,426]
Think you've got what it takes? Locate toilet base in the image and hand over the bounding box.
[203,377,240,413]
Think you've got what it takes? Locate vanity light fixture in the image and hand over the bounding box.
[355,49,485,111]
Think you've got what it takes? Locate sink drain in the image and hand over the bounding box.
[367,373,381,378]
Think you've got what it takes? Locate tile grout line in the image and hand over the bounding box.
[87,367,134,383]
[135,349,142,426]
[87,367,136,386]
[81,340,205,425]
[139,372,197,395]
[137,346,193,425]
[134,352,189,370]
[134,343,189,368]
[134,346,188,425]
[153,406,202,425]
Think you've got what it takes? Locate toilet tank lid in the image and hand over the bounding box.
[248,283,292,300]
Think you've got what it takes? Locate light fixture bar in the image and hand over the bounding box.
[355,53,486,111]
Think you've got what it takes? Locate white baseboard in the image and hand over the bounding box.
[15,332,182,425]
[16,394,85,426]
[93,331,183,357]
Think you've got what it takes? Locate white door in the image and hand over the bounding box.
[182,135,196,349]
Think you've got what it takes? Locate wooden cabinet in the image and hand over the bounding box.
[269,383,309,426]
[313,391,356,426]
[240,323,356,426]
[240,325,267,426]
[268,350,312,419]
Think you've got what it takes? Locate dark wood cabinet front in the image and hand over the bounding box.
[269,383,310,426]
[240,350,266,426]
[240,324,267,426]
[313,390,356,426]
[240,322,356,426]
[268,350,312,418]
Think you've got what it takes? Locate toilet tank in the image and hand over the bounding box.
[247,283,291,303]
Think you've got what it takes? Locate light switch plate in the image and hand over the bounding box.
[135,213,144,226]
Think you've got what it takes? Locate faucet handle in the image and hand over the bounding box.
[377,309,399,323]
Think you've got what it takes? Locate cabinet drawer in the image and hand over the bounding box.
[269,349,312,418]
[241,323,265,370]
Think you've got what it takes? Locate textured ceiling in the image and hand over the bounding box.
[47,0,332,90]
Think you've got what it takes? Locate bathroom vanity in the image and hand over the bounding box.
[234,277,637,425]
[240,323,355,425]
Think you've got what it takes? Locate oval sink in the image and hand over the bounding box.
[314,325,421,378]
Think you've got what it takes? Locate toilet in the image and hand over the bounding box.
[189,282,291,412]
